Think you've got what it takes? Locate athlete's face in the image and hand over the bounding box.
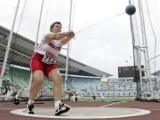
[53,24,62,33]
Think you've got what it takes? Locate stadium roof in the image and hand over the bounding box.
[152,70,160,76]
[0,25,113,77]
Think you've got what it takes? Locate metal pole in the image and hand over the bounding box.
[0,0,20,94]
[128,0,140,98]
[64,0,73,90]
[138,0,152,92]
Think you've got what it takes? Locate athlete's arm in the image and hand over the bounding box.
[44,31,74,43]
[61,31,75,44]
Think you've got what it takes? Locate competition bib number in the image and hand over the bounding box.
[42,53,56,64]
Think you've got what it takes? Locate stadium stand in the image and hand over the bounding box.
[1,66,160,101]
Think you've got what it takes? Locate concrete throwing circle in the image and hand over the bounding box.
[10,107,151,119]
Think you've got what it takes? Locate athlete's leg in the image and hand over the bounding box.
[48,68,62,102]
[27,70,44,114]
[48,69,70,115]
[27,53,45,114]
[29,57,44,102]
[29,70,44,101]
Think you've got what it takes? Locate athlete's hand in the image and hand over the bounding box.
[67,31,75,38]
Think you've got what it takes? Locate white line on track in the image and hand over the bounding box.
[100,101,126,108]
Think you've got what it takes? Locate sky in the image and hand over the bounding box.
[0,0,159,77]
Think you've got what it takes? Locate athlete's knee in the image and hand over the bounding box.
[33,76,44,85]
[32,70,44,84]
[53,75,62,85]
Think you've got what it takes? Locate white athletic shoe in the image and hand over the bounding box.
[55,103,70,116]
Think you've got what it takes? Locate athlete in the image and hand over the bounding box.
[27,21,75,115]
